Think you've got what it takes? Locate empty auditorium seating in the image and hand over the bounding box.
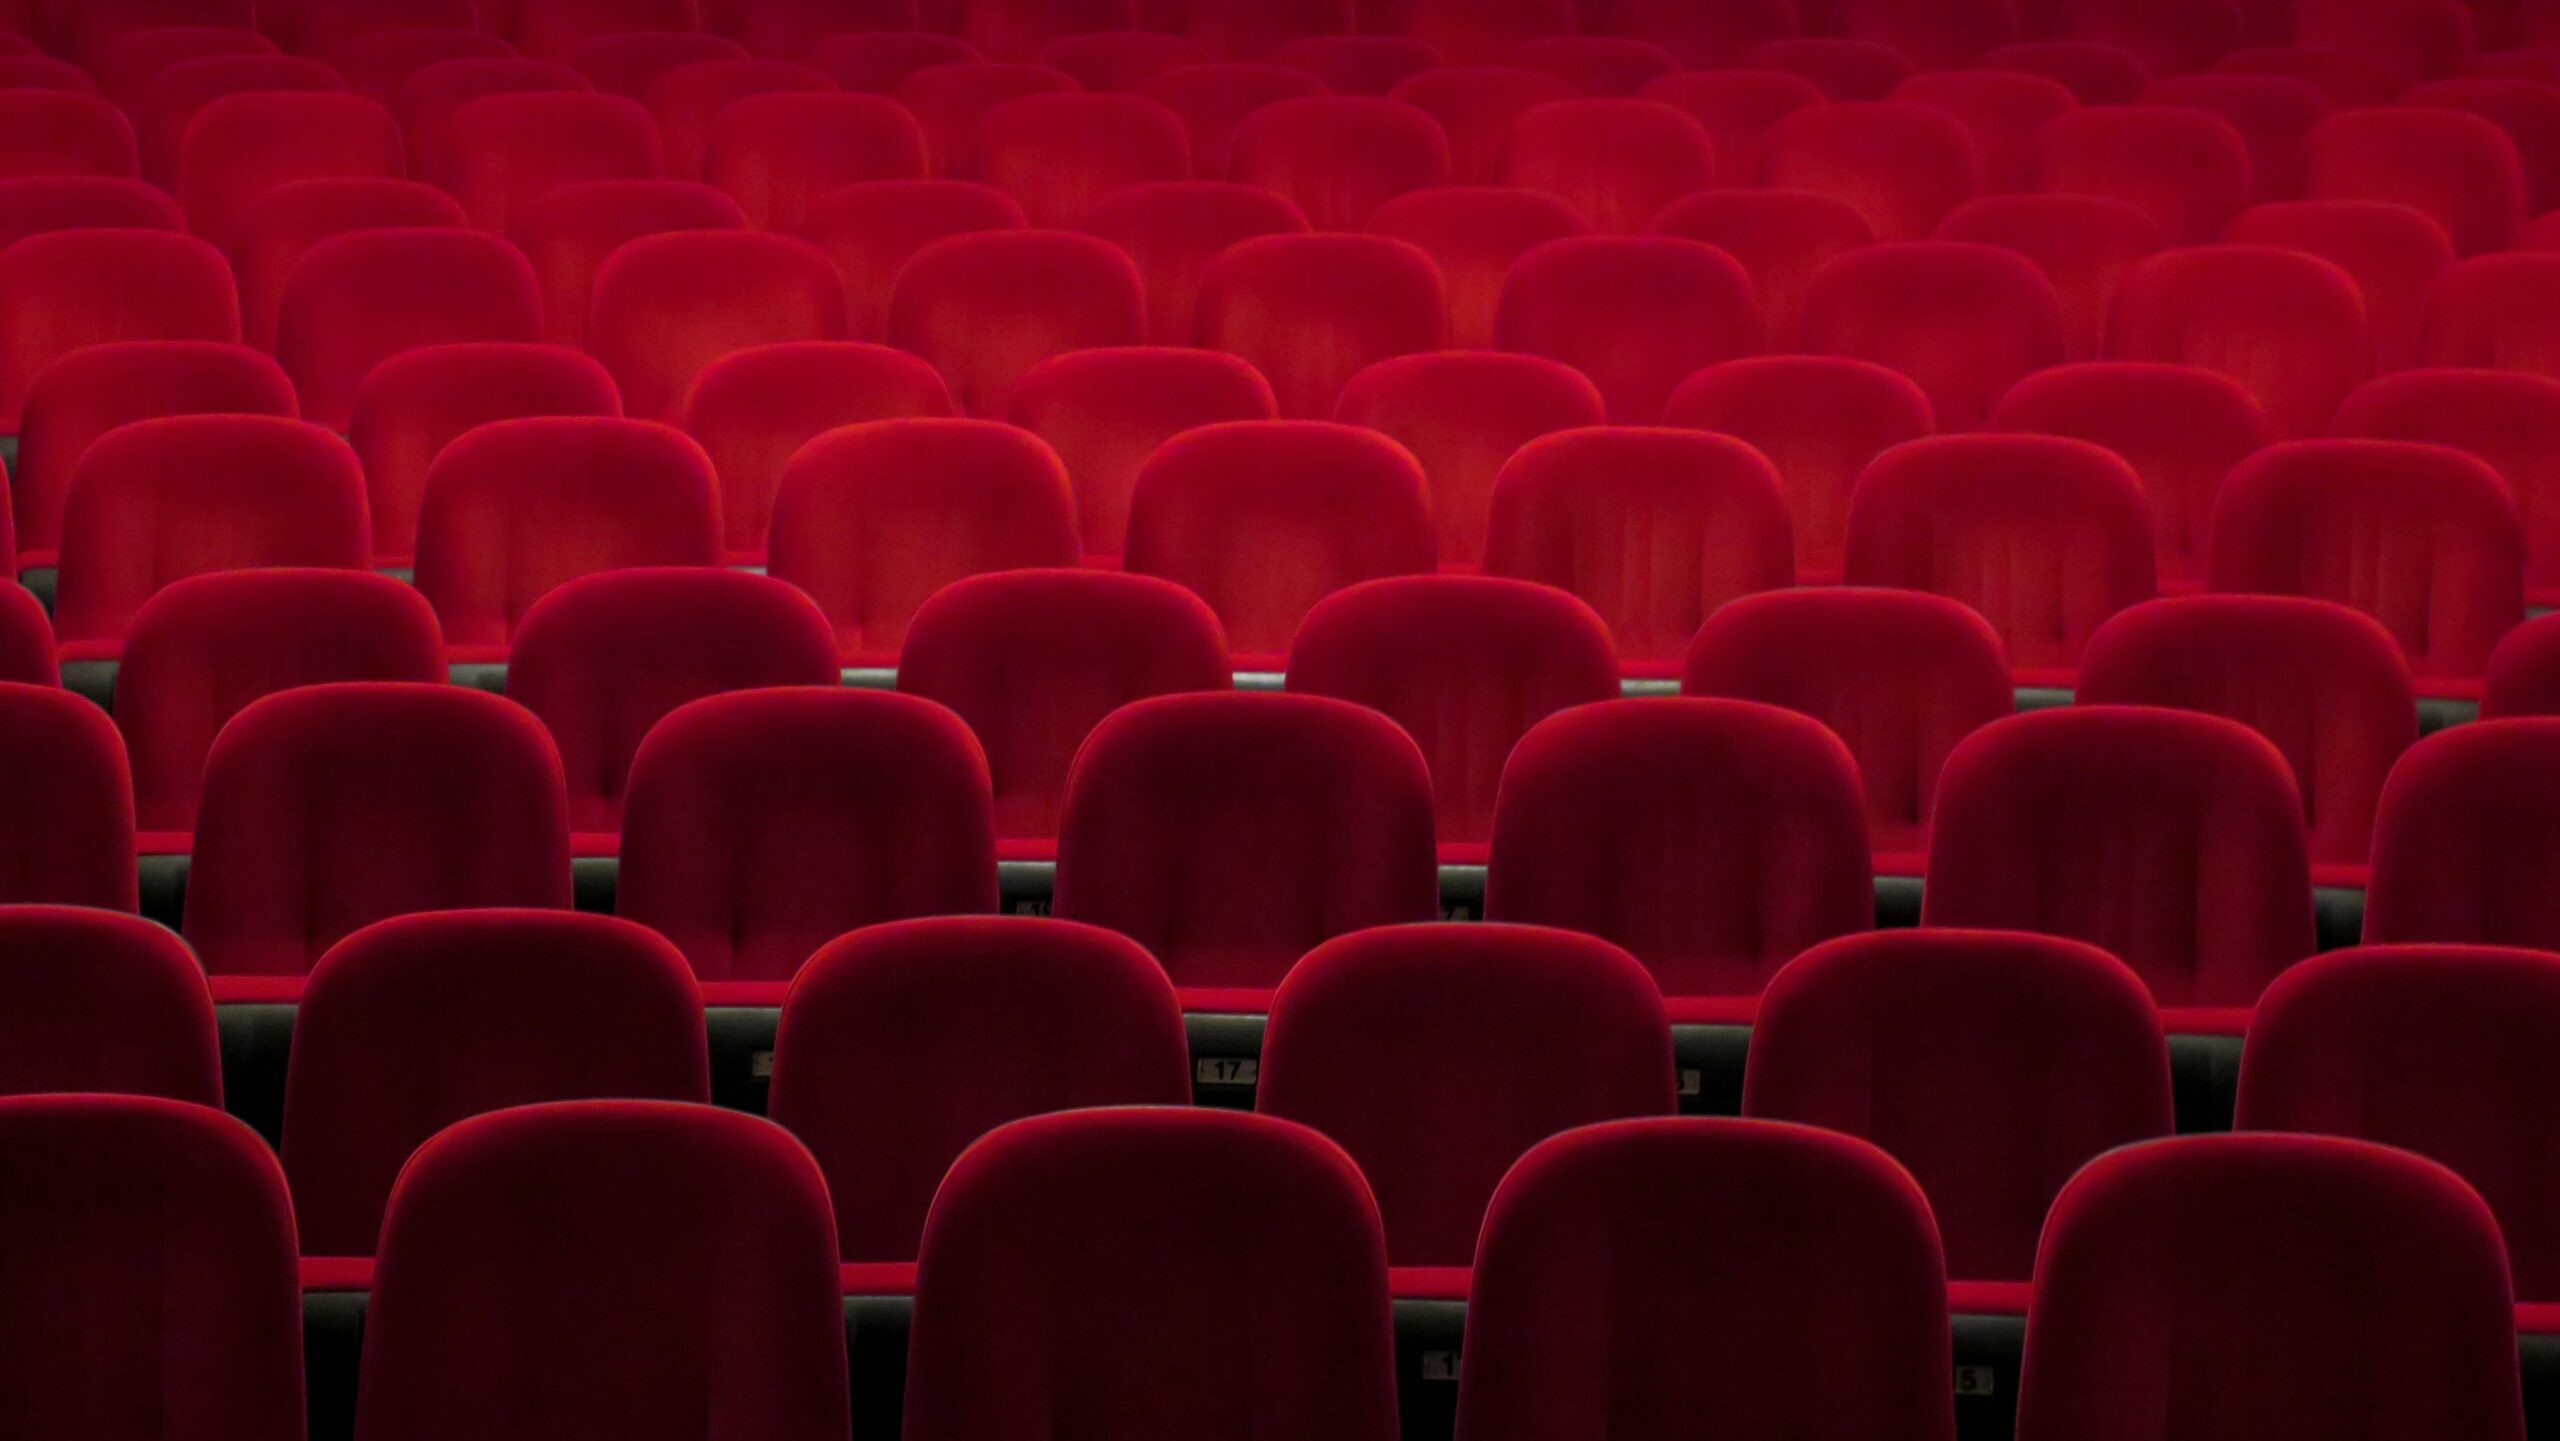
[511,0,710,59]
[2215,44,2404,105]
[617,688,998,988]
[1037,31,1210,91]
[1798,241,2066,431]
[904,1108,1395,1439]
[117,570,446,836]
[0,907,218,1102]
[1194,233,1443,419]
[1745,929,2172,1280]
[184,683,572,982]
[1176,0,1354,59]
[51,417,370,652]
[1935,194,2165,360]
[139,55,340,187]
[396,57,591,181]
[0,1095,301,1441]
[506,569,843,834]
[1123,420,1432,659]
[0,230,238,431]
[1509,36,1681,96]
[898,569,1229,843]
[2144,71,2331,200]
[2333,368,2560,607]
[1275,34,1443,96]
[770,915,1191,1261]
[1992,361,2277,588]
[1639,69,1826,182]
[0,91,133,181]
[1063,184,1298,348]
[565,32,752,97]
[288,0,480,57]
[2239,943,2560,1297]
[1650,188,1873,349]
[1257,923,1671,1265]
[963,90,1189,226]
[2014,1135,2524,1441]
[0,683,136,910]
[765,417,1079,661]
[2224,199,2455,369]
[1390,65,1576,184]
[2418,252,2560,379]
[0,175,180,251]
[2209,439,2523,686]
[1924,707,2316,1017]
[354,1102,850,1440]
[175,91,405,248]
[1006,345,1275,556]
[1496,97,1715,234]
[330,30,517,102]
[680,343,947,560]
[1665,360,1926,582]
[1890,69,2079,195]
[1367,185,1584,350]
[275,227,545,428]
[96,28,279,111]
[1142,60,1325,173]
[349,342,624,565]
[587,230,849,422]
[2302,108,2526,257]
[2292,0,2478,85]
[9,340,297,568]
[513,177,745,345]
[2365,718,2560,949]
[647,57,834,183]
[441,92,669,233]
[895,60,1077,173]
[2408,76,2560,212]
[1454,1118,1953,1441]
[284,910,708,1258]
[887,228,1143,415]
[0,585,51,685]
[2106,245,2368,435]
[411,417,723,653]
[2485,612,2560,715]
[230,177,470,351]
[1837,0,2019,68]
[706,92,924,232]
[1334,350,1604,566]
[1494,236,1758,423]
[1485,699,1873,1016]
[812,31,981,92]
[2028,105,2249,246]
[1760,100,1981,241]
[1229,95,1453,229]
[1985,41,2156,104]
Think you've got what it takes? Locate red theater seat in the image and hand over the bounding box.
[0,684,135,910]
[2418,253,2560,380]
[1638,70,1826,183]
[329,30,517,102]
[51,417,370,653]
[705,93,923,232]
[706,0,922,59]
[412,417,722,653]
[396,56,591,181]
[904,1109,1395,1438]
[116,570,445,835]
[1798,241,2064,432]
[1744,38,1917,102]
[897,569,1230,844]
[617,688,997,990]
[0,1096,302,1441]
[284,0,479,52]
[1983,41,2156,104]
[2486,612,2560,715]
[0,176,181,252]
[2144,72,2331,199]
[2105,245,2367,436]
[1258,924,1673,1265]
[274,228,544,429]
[2406,79,2560,219]
[2014,1135,2523,1441]
[1454,1119,1954,1441]
[230,178,469,351]
[958,0,1134,61]
[2292,0,2477,84]
[510,0,706,59]
[1496,98,1716,235]
[1194,233,1444,419]
[1394,0,1570,64]
[354,1103,850,1440]
[2336,368,2560,608]
[2033,104,2251,245]
[442,92,668,233]
[95,28,281,110]
[2301,107,2524,255]
[1485,699,1873,1018]
[964,90,1188,226]
[803,179,1021,344]
[0,230,239,431]
[0,587,51,685]
[1335,350,1605,567]
[1889,70,2079,196]
[1367,186,1584,350]
[1924,707,2316,1020]
[1139,61,1324,175]
[766,418,1080,662]
[1390,66,1576,185]
[139,56,341,186]
[2224,200,2455,370]
[1494,236,1758,423]
[175,92,405,249]
[1935,194,2164,361]
[512,178,742,345]
[1835,0,2017,69]
[0,92,134,181]
[1760,100,1982,241]
[1745,930,2171,1281]
[1083,182,1307,348]
[2366,717,2560,949]
[283,910,709,1258]
[2215,45,2405,106]
[1650,188,1872,350]
[1007,345,1275,556]
[1036,31,1211,91]
[564,32,750,97]
[811,31,980,92]
[0,908,218,1102]
[886,228,1142,415]
[184,683,573,983]
[506,569,843,834]
[1176,0,1353,60]
[894,60,1077,174]
[1665,358,1931,581]
[770,916,1191,1261]
[1683,588,2011,865]
[683,341,952,561]
[1274,34,1442,96]
[1229,95,1452,229]
[645,57,832,183]
[1608,0,1796,66]
[587,230,848,421]
[1507,36,1681,96]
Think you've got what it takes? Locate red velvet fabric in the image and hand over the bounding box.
[701,0,917,56]
[765,417,1080,660]
[1176,0,1353,60]
[1007,345,1276,556]
[1139,62,1325,174]
[887,228,1143,415]
[511,0,708,59]
[563,32,752,97]
[893,60,1076,172]
[285,0,478,52]
[1745,929,2172,1280]
[274,227,543,427]
[94,31,278,111]
[904,1107,1398,1440]
[11,341,296,565]
[0,92,134,184]
[1229,95,1452,229]
[2105,244,2367,435]
[1842,434,2155,676]
[1761,99,1980,241]
[959,0,1134,61]
[2213,46,2405,106]
[0,907,219,1102]
[512,177,744,345]
[2208,438,2523,682]
[283,910,709,1257]
[0,230,237,430]
[682,341,952,559]
[394,57,591,183]
[0,683,136,910]
[1936,195,2164,361]
[175,92,402,249]
[705,92,925,232]
[412,416,722,650]
[1923,706,2316,1006]
[506,569,842,832]
[184,683,572,976]
[2080,596,2417,871]
[138,55,340,186]
[1992,361,2275,588]
[1486,698,1875,1002]
[51,416,370,648]
[1640,71,1825,183]
[1289,575,1619,844]
[1508,36,1682,96]
[617,688,997,982]
[1454,1118,1955,1441]
[2408,77,2560,213]
[1497,98,1715,234]
[442,92,668,234]
[1666,357,1931,579]
[1609,0,1797,65]
[1393,0,1569,64]
[2302,107,2525,255]
[1336,351,1605,566]
[2032,105,2251,244]
[0,584,53,685]
[0,176,180,252]
[770,916,1191,1260]
[1194,233,1444,418]
[1495,236,1760,423]
[2228,200,2456,369]
[328,32,515,102]
[646,57,831,182]
[898,568,1230,842]
[588,230,849,421]
[1258,923,1673,1265]
[349,342,624,564]
[810,33,982,93]
[1983,41,2157,104]
[355,1101,851,1441]
[117,569,446,833]
[2366,718,2560,948]
[1837,0,2017,66]
[2145,72,2333,201]
[1273,35,1444,97]
[1389,66,1577,184]
[1084,180,1309,345]
[0,1095,304,1441]
[1650,187,1872,348]
[803,177,1021,340]
[2484,612,2560,715]
[1891,70,2078,196]
[230,177,467,350]
[1052,692,1438,991]
[1035,31,1211,91]
[2336,369,2560,607]
[2418,253,2560,382]
[2015,1134,2524,1441]
[2292,0,2478,85]
[1799,242,2065,431]
[1683,588,2011,861]
[964,91,1189,227]
[1367,185,1585,350]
